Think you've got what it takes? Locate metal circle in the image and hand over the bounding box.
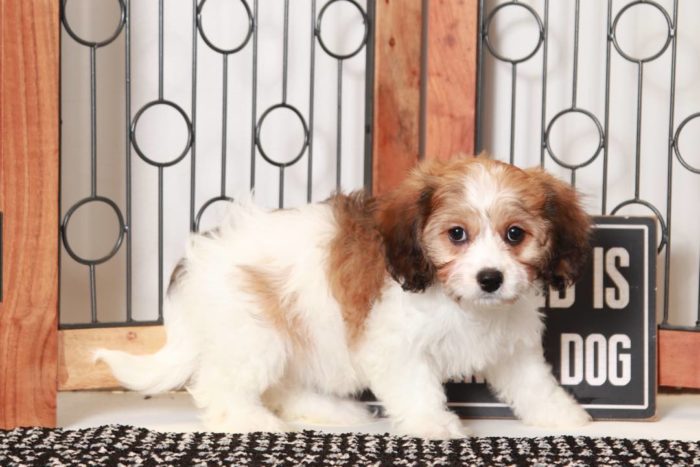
[611,199,667,252]
[544,108,604,170]
[611,1,673,63]
[483,2,544,64]
[673,112,700,174]
[197,0,254,55]
[131,100,193,168]
[61,196,126,265]
[61,0,126,48]
[315,0,369,60]
[255,103,310,168]
[195,196,234,232]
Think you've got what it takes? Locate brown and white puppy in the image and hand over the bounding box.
[96,156,592,439]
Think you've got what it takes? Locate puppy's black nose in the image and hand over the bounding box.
[477,268,503,293]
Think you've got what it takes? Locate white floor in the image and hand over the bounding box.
[58,391,700,441]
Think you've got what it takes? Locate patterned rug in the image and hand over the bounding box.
[1,425,698,466]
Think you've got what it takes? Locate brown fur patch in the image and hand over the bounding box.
[238,265,307,350]
[524,168,592,290]
[374,164,443,292]
[327,192,388,343]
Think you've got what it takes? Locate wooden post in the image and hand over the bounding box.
[659,329,700,389]
[425,0,478,160]
[372,0,424,195]
[372,0,478,195]
[0,0,59,428]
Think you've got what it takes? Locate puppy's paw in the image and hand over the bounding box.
[278,397,374,426]
[520,392,591,428]
[205,408,293,434]
[395,411,472,440]
[207,416,294,434]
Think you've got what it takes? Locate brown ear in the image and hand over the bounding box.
[375,170,436,293]
[527,169,592,292]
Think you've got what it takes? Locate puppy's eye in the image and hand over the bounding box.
[505,226,525,245]
[448,227,468,244]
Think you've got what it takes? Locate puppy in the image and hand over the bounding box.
[96,156,592,439]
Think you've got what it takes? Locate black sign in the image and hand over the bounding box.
[444,216,657,420]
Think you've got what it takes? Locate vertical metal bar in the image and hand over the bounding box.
[89,265,97,323]
[475,0,485,154]
[663,0,679,326]
[58,10,63,321]
[90,46,98,198]
[89,43,98,323]
[250,0,259,191]
[279,166,285,208]
[336,59,343,191]
[158,0,164,100]
[539,0,549,168]
[282,0,290,104]
[418,0,429,160]
[602,0,613,215]
[158,167,164,320]
[570,169,576,187]
[190,0,198,231]
[634,62,644,200]
[125,0,133,321]
[509,63,517,165]
[278,0,289,207]
[571,0,580,108]
[221,54,229,197]
[363,0,376,193]
[307,0,317,202]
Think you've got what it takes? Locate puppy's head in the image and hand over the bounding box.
[376,156,591,307]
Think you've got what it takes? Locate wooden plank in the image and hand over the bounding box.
[425,0,478,160]
[0,0,60,428]
[59,327,166,391]
[659,329,700,389]
[372,0,479,195]
[371,0,424,195]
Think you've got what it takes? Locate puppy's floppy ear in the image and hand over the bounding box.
[527,168,592,292]
[375,169,437,293]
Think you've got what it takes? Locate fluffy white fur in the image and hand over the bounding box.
[96,157,592,439]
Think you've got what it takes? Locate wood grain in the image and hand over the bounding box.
[372,0,479,195]
[59,327,166,391]
[372,0,424,195]
[0,0,60,428]
[659,329,700,389]
[425,0,478,160]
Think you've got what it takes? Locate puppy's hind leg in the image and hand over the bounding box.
[189,335,292,434]
[188,307,293,432]
[265,387,374,426]
[188,264,303,433]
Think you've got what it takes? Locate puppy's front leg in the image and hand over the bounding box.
[485,346,591,428]
[367,357,469,439]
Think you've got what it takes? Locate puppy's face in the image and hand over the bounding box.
[377,157,591,308]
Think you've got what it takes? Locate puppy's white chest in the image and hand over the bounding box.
[418,296,537,380]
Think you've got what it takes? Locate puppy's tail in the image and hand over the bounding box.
[94,311,196,395]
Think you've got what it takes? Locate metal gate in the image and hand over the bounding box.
[476,0,700,333]
[59,0,375,329]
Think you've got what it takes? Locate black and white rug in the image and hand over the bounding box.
[1,425,698,466]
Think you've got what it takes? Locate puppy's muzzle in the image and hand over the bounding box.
[477,268,503,293]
